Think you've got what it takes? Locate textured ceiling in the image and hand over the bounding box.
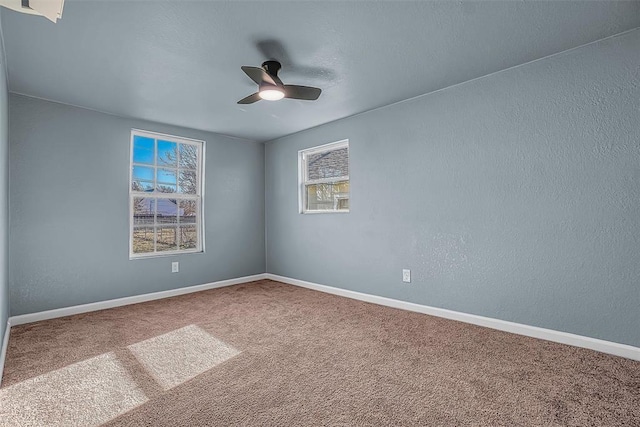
[2,1,639,142]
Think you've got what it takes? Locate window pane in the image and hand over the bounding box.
[306,148,348,180]
[179,225,197,250]
[156,184,177,193]
[157,227,178,252]
[132,227,155,253]
[133,136,154,165]
[179,144,198,169]
[132,166,154,182]
[179,200,197,224]
[131,180,154,192]
[157,140,177,167]
[306,180,349,211]
[157,198,178,224]
[133,197,155,225]
[178,170,197,194]
[157,168,177,185]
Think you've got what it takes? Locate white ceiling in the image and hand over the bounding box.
[2,1,639,142]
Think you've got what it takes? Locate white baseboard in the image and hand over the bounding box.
[0,319,11,387]
[265,273,640,362]
[9,273,268,326]
[5,272,638,364]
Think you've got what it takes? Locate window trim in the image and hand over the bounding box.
[298,139,350,214]
[129,129,206,259]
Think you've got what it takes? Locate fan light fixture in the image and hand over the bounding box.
[259,87,285,101]
[238,61,321,104]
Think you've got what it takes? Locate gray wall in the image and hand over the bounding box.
[9,94,265,315]
[266,29,640,347]
[0,17,9,349]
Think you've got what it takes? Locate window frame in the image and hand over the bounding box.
[129,129,206,259]
[298,139,350,214]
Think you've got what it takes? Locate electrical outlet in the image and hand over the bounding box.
[402,269,411,283]
[171,262,179,273]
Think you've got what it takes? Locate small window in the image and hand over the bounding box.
[299,140,349,213]
[129,129,205,258]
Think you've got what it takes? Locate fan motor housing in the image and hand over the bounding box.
[262,61,282,78]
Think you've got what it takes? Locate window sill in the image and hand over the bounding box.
[301,210,350,215]
[129,249,204,260]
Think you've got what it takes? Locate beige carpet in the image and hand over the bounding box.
[1,279,639,426]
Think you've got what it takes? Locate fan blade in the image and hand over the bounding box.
[237,93,261,104]
[284,85,322,101]
[241,66,276,86]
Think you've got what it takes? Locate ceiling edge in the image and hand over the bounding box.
[263,25,640,144]
[8,91,260,144]
[0,9,8,88]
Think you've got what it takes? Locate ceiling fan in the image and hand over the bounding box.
[238,61,322,104]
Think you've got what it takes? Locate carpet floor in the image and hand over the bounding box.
[1,279,639,426]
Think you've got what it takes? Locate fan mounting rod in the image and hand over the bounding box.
[262,60,282,78]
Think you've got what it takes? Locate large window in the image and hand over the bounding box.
[129,129,204,258]
[299,139,349,213]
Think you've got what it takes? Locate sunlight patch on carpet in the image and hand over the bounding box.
[127,324,240,390]
[0,352,148,427]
